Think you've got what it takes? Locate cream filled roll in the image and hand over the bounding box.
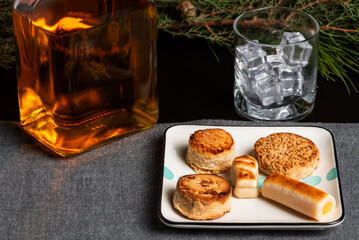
[261,172,336,221]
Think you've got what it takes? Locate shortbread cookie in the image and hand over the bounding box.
[261,172,336,221]
[172,174,232,220]
[230,155,259,198]
[185,128,236,174]
[253,132,319,180]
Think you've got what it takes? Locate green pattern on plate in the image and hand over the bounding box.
[164,166,174,180]
[327,167,338,181]
[302,176,322,187]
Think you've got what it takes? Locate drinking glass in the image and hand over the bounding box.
[233,6,319,121]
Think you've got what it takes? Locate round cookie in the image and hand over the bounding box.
[253,132,320,180]
[185,128,236,174]
[172,174,232,220]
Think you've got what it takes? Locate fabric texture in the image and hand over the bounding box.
[0,120,358,239]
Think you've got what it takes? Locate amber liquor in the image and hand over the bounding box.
[13,0,158,156]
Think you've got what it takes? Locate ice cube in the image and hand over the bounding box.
[235,41,259,53]
[278,32,312,67]
[253,70,283,106]
[277,64,304,97]
[267,54,286,69]
[234,57,251,91]
[253,69,270,84]
[280,32,306,45]
[235,41,267,77]
[235,54,246,71]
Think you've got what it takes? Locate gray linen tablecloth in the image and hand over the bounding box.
[1,119,358,239]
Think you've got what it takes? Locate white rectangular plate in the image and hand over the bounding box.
[159,125,345,229]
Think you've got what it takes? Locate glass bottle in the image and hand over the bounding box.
[13,0,158,156]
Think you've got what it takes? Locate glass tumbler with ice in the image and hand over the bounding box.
[233,7,319,121]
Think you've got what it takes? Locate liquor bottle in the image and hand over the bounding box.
[13,0,158,156]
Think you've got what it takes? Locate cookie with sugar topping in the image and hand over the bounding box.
[253,132,320,180]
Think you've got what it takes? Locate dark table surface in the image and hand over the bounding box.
[1,32,359,123]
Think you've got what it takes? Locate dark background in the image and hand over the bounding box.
[1,32,359,123]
